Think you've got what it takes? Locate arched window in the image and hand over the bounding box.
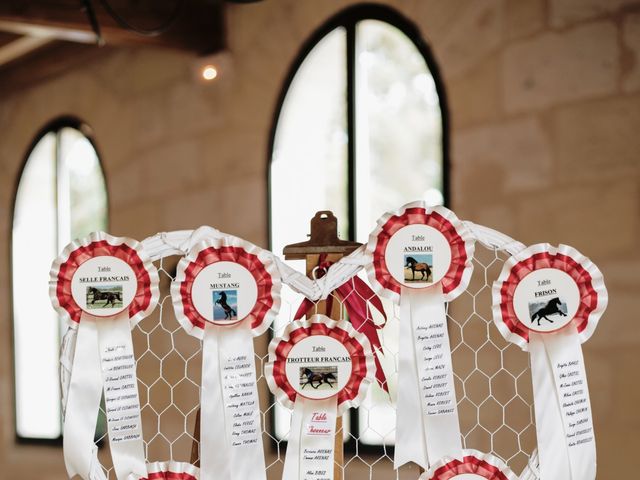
[269,6,448,446]
[12,119,108,440]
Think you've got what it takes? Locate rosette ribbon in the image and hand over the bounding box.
[365,202,474,470]
[50,232,160,479]
[265,315,374,480]
[492,244,607,480]
[126,462,199,480]
[171,236,280,480]
[419,449,519,480]
[293,253,389,393]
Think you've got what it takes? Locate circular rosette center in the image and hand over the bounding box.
[385,224,452,287]
[72,256,137,317]
[191,261,258,326]
[285,335,353,400]
[512,267,580,333]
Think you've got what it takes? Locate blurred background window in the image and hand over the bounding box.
[12,120,108,440]
[269,6,448,447]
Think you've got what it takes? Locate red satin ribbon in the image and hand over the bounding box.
[430,453,511,479]
[294,255,389,393]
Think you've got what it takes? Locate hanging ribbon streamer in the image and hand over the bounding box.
[365,202,474,470]
[265,315,374,480]
[293,253,389,393]
[420,449,519,480]
[171,236,280,480]
[50,232,159,480]
[492,243,607,480]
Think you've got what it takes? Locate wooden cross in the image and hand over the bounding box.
[283,210,361,480]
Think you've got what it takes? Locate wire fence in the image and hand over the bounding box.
[85,232,536,479]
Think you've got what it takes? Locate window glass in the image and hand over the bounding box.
[355,19,444,241]
[13,124,108,439]
[271,27,348,440]
[269,11,445,447]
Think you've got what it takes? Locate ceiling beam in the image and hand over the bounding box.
[0,1,224,54]
[0,35,53,66]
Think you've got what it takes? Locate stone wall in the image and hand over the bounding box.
[0,0,638,477]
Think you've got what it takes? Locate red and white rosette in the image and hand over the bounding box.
[265,314,374,480]
[365,202,474,469]
[50,231,159,480]
[127,462,200,480]
[419,449,518,480]
[492,244,607,480]
[171,236,280,480]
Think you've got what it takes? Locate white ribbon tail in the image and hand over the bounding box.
[284,397,337,480]
[519,448,539,480]
[201,323,266,480]
[395,292,428,469]
[96,312,146,480]
[63,314,103,479]
[395,287,463,469]
[531,328,596,480]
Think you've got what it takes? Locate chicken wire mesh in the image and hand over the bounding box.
[82,238,536,479]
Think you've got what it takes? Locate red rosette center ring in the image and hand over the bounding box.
[420,449,518,480]
[492,243,608,351]
[265,315,374,414]
[49,231,159,326]
[365,202,474,303]
[171,237,281,338]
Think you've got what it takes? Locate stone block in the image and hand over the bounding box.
[505,0,546,40]
[587,292,640,350]
[622,11,640,92]
[160,187,222,231]
[597,258,640,292]
[138,139,205,200]
[436,0,504,79]
[503,22,618,112]
[454,116,553,199]
[411,0,476,44]
[200,130,265,182]
[550,0,640,27]
[110,200,163,241]
[514,180,638,257]
[552,94,640,177]
[167,82,225,139]
[448,53,502,128]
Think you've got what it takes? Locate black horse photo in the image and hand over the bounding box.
[299,367,337,390]
[404,255,433,282]
[529,297,567,326]
[214,290,237,320]
[86,286,123,309]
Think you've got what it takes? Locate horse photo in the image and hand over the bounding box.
[299,366,338,390]
[86,286,123,309]
[213,290,237,320]
[529,297,568,326]
[404,254,433,283]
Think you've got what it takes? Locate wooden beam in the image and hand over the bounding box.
[0,0,224,54]
[0,35,53,67]
[0,41,110,97]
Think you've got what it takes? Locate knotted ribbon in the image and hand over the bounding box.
[294,254,388,393]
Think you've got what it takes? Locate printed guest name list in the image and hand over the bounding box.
[222,354,261,448]
[414,321,456,416]
[102,344,143,444]
[554,358,594,448]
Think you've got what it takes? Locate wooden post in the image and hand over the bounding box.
[284,211,361,480]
